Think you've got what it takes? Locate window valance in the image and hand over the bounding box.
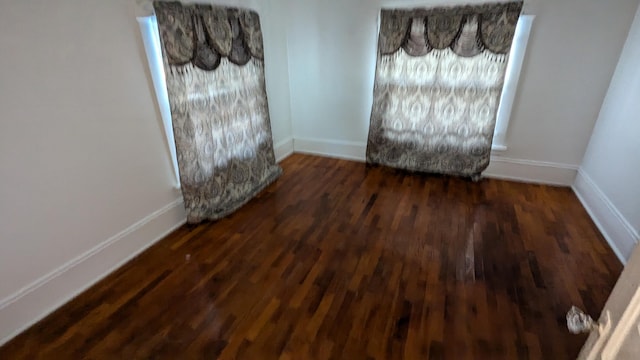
[153,1,263,70]
[379,1,523,57]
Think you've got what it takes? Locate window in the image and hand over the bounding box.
[137,15,180,186]
[493,14,535,151]
[367,3,525,177]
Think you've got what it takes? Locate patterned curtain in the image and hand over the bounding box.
[367,2,523,178]
[153,1,281,224]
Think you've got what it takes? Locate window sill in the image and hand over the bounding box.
[492,144,507,152]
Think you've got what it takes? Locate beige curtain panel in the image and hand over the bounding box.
[154,1,281,224]
[367,2,523,178]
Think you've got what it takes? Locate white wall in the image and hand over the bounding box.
[573,4,640,263]
[286,0,380,145]
[285,0,639,184]
[0,0,184,344]
[262,0,294,156]
[503,0,637,165]
[0,0,292,344]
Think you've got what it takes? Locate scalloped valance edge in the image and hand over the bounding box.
[153,1,264,71]
[379,1,523,57]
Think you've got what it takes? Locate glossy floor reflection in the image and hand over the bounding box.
[0,154,622,359]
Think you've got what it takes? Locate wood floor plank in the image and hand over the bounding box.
[0,154,623,359]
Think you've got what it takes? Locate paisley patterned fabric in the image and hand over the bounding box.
[193,14,221,71]
[426,14,464,50]
[451,16,483,58]
[202,6,232,56]
[156,4,281,223]
[402,18,430,57]
[227,11,252,66]
[480,5,522,54]
[240,11,265,60]
[379,11,412,55]
[153,1,194,65]
[379,2,522,57]
[367,2,521,178]
[153,1,264,70]
[367,47,511,178]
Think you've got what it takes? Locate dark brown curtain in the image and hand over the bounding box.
[367,2,522,178]
[154,1,281,223]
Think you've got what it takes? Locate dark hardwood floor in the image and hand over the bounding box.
[0,154,622,359]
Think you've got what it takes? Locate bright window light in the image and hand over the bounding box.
[493,15,535,151]
[137,15,180,186]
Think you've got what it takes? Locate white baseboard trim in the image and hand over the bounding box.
[293,138,366,162]
[484,156,578,186]
[572,169,638,264]
[291,137,578,186]
[0,199,187,346]
[274,137,294,163]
